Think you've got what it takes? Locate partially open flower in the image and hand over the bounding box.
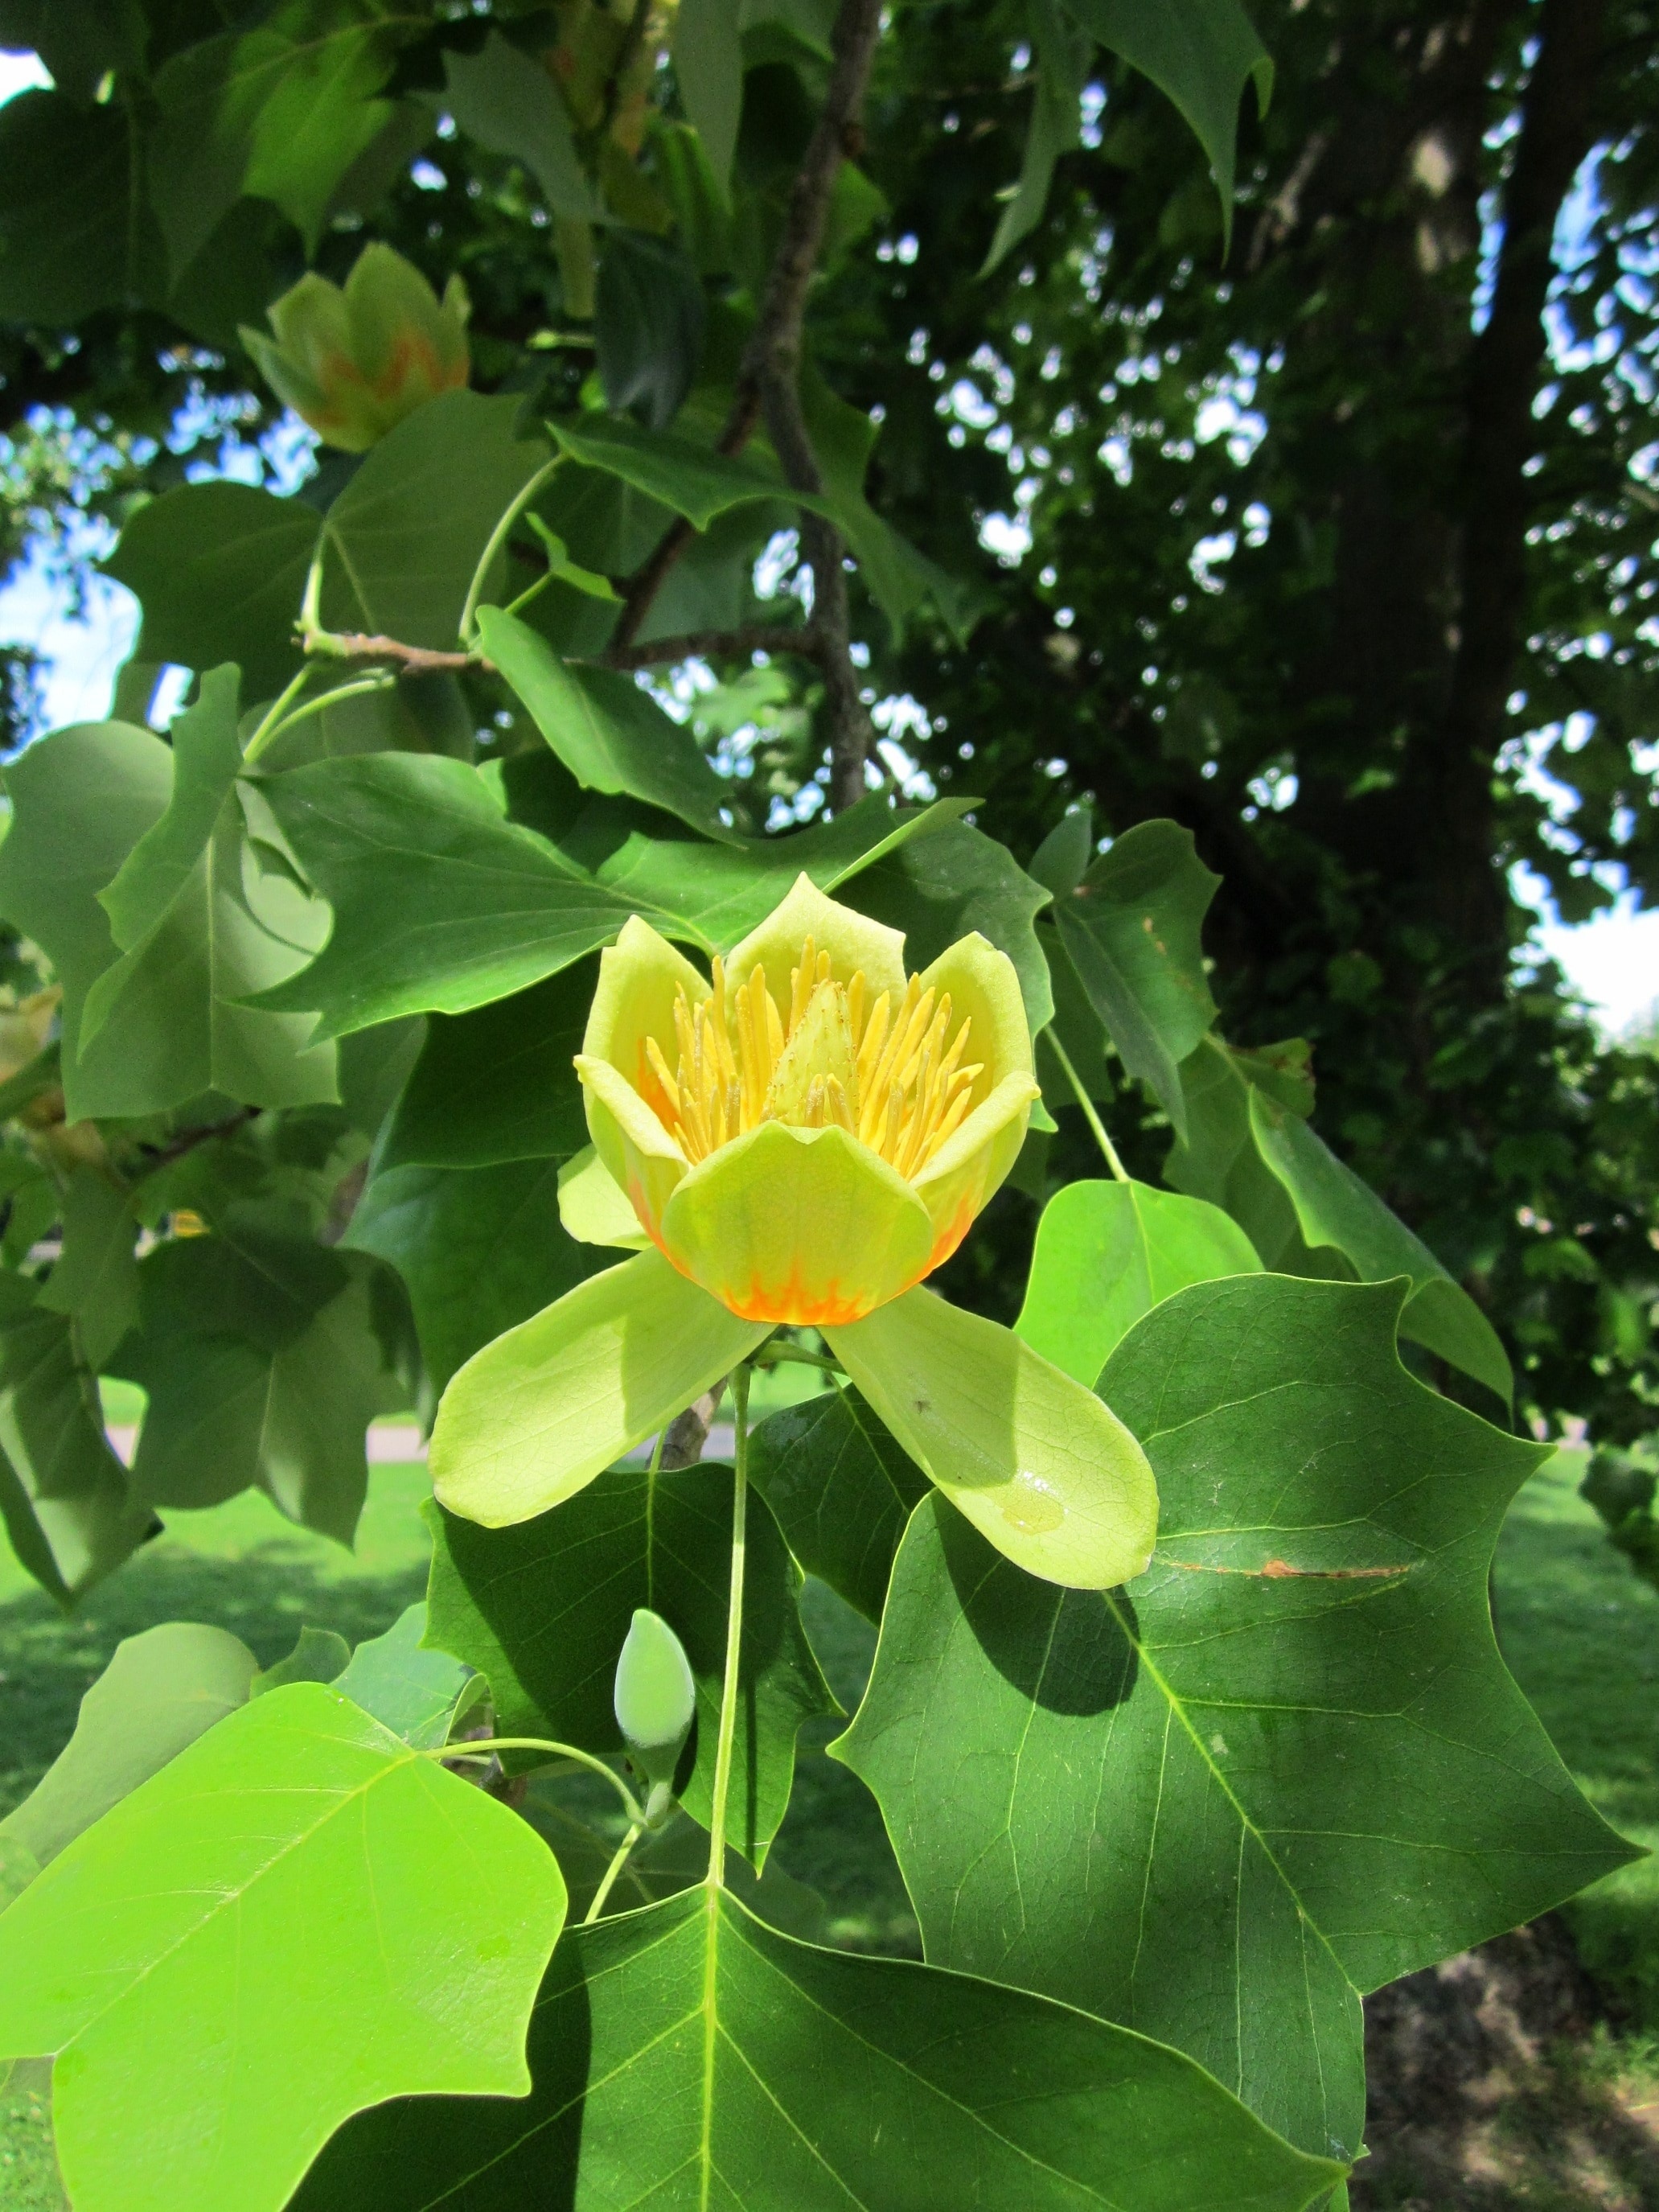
[574,874,1038,1326]
[430,875,1159,1591]
[240,244,470,454]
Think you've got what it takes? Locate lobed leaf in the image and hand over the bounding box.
[747,1379,929,1623]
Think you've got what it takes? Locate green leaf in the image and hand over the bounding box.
[673,0,743,188]
[296,1884,1344,2211]
[36,1166,140,1369]
[0,1683,566,2212]
[567,792,976,952]
[380,960,596,1170]
[1248,1089,1513,1405]
[1059,0,1274,240]
[0,90,146,323]
[437,30,602,222]
[104,482,318,705]
[747,1380,927,1622]
[840,812,1056,1033]
[597,228,707,429]
[0,1624,257,1868]
[524,514,620,602]
[150,11,404,270]
[982,0,1090,273]
[0,1271,153,1606]
[0,719,170,1123]
[333,1602,474,1749]
[430,1248,770,1526]
[837,1275,1638,2163]
[824,1287,1159,1590]
[1167,1037,1513,1403]
[319,392,551,650]
[72,666,339,1114]
[1029,806,1094,901]
[252,1625,351,1696]
[1015,1176,1261,1384]
[253,754,638,1038]
[109,1227,394,1546]
[426,1462,836,1862]
[343,1158,606,1394]
[548,411,832,531]
[1053,818,1219,1138]
[477,606,737,840]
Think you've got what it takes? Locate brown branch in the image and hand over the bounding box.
[609,0,885,808]
[130,1105,260,1179]
[310,635,483,676]
[591,622,819,672]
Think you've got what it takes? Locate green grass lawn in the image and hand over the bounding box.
[2,1433,1655,2206]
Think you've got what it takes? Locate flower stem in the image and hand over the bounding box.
[751,1339,843,1375]
[584,1819,646,1925]
[458,455,565,648]
[1048,1031,1130,1184]
[426,1737,643,1823]
[706,1363,751,1885]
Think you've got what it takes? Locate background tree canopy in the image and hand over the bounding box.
[0,0,1654,1458]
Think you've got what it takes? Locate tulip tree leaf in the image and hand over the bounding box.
[836,1275,1638,2165]
[1015,1176,1262,1384]
[380,960,597,1170]
[0,1684,567,2212]
[0,1271,154,1606]
[438,31,602,223]
[477,607,738,841]
[253,754,641,1037]
[671,0,742,189]
[748,1381,928,1623]
[1061,0,1274,227]
[332,1602,474,1750]
[74,665,339,1116]
[424,1461,838,1867]
[344,1159,606,1394]
[295,1884,1344,2212]
[253,1626,352,1696]
[0,720,169,1123]
[840,814,1056,1034]
[104,482,318,704]
[318,392,551,651]
[35,1165,142,1369]
[1167,1036,1512,1404]
[548,412,833,532]
[0,90,146,324]
[1052,818,1220,1140]
[109,1228,395,1547]
[0,1624,257,1869]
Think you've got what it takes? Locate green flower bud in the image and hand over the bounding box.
[613,1607,696,1791]
[239,242,470,454]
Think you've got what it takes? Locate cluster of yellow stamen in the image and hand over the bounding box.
[642,935,983,1179]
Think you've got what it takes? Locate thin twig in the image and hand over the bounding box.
[131,1106,260,1181]
[304,634,483,676]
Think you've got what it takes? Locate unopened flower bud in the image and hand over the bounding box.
[614,1607,696,1795]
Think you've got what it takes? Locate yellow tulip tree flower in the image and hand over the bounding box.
[430,877,1157,1589]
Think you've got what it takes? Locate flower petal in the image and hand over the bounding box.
[430,1249,769,1527]
[575,1055,686,1241]
[659,1120,935,1326]
[583,915,710,1086]
[556,1145,650,1249]
[823,1289,1158,1589]
[910,1069,1040,1269]
[917,931,1034,1101]
[724,873,905,1009]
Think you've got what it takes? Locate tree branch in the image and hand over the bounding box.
[306,634,482,676]
[608,0,885,807]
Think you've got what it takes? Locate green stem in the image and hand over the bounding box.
[705,1363,751,1885]
[584,1819,646,1925]
[244,675,394,764]
[1047,1031,1130,1184]
[751,1340,843,1375]
[241,667,314,765]
[428,1737,643,1823]
[458,456,565,648]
